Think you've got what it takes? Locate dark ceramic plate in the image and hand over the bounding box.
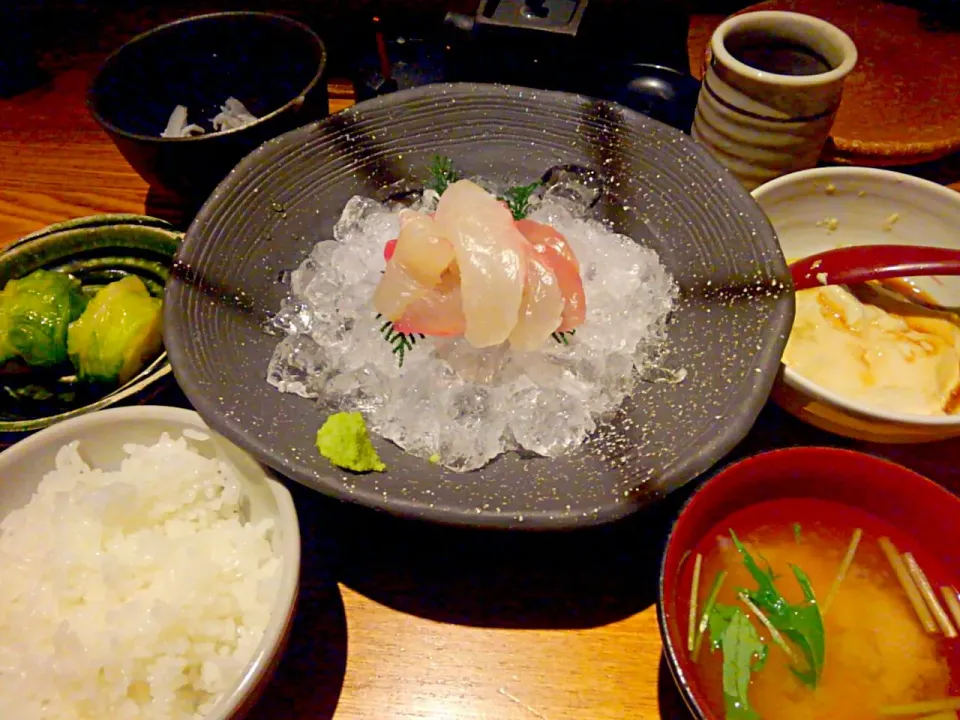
[0,215,181,437]
[164,83,794,530]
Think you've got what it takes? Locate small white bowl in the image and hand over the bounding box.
[753,166,960,443]
[0,405,300,720]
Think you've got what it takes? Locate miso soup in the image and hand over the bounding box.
[681,498,960,719]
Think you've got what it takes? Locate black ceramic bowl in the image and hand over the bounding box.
[87,12,328,202]
[164,83,794,530]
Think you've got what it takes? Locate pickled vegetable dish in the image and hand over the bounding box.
[682,498,960,719]
[0,270,163,388]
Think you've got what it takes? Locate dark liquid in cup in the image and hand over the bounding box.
[725,31,834,76]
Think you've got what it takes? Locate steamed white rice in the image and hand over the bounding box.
[0,433,280,720]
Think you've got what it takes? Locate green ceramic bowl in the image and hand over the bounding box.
[0,214,181,437]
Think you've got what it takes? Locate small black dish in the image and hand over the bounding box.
[592,64,701,134]
[87,12,329,203]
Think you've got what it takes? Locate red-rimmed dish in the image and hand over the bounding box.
[659,446,960,719]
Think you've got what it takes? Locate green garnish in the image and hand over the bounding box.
[693,570,728,660]
[551,328,576,345]
[503,181,541,220]
[427,155,458,195]
[424,156,541,221]
[316,411,386,473]
[793,523,802,543]
[376,314,424,368]
[731,530,825,687]
[707,603,738,651]
[708,604,767,720]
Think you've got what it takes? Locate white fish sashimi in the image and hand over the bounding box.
[373,264,426,321]
[394,282,466,337]
[373,211,454,321]
[393,211,454,281]
[515,219,586,332]
[433,180,527,348]
[509,250,564,352]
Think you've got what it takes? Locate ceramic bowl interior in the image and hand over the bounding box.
[89,12,324,140]
[87,12,329,199]
[0,215,181,436]
[752,166,960,434]
[164,82,794,529]
[0,405,300,720]
[658,446,960,719]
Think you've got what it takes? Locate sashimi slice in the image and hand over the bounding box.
[508,249,564,352]
[374,263,425,321]
[392,211,453,282]
[393,274,466,337]
[514,219,581,272]
[516,219,586,332]
[434,180,527,347]
[373,211,454,321]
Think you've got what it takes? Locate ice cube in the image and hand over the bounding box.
[417,189,440,212]
[329,243,376,287]
[266,336,335,399]
[325,364,389,415]
[433,340,511,385]
[508,386,596,457]
[334,196,386,243]
[375,369,447,457]
[540,164,604,210]
[267,300,314,336]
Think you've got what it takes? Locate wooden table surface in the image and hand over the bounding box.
[3,12,960,720]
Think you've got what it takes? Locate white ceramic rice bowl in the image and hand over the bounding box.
[0,405,300,720]
[753,166,960,443]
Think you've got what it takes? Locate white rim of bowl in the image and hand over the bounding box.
[753,166,960,427]
[0,405,302,717]
[711,10,858,87]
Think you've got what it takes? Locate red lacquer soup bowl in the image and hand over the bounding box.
[658,447,960,719]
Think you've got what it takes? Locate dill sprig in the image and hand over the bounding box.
[503,181,541,220]
[427,155,458,195]
[376,314,424,368]
[425,156,540,221]
[552,328,576,345]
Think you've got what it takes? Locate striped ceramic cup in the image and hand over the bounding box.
[692,11,857,190]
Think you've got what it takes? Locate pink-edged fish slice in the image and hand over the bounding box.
[791,245,960,292]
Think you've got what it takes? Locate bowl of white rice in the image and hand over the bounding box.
[0,405,300,720]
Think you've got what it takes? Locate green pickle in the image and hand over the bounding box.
[67,275,163,385]
[0,269,87,367]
